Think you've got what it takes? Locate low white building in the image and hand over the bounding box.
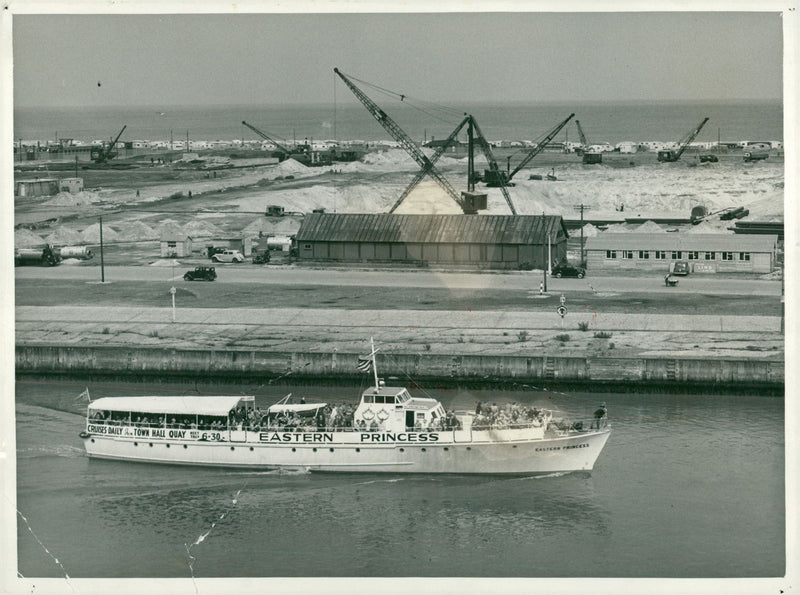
[585,233,778,274]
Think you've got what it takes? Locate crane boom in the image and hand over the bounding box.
[241,120,295,156]
[658,117,710,162]
[334,68,463,208]
[674,117,710,160]
[468,116,517,214]
[508,113,574,179]
[92,125,127,163]
[110,125,127,150]
[389,115,470,213]
[575,120,588,146]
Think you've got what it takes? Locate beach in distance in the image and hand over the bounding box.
[14,100,783,146]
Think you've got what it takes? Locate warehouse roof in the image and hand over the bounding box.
[296,213,567,244]
[585,233,778,251]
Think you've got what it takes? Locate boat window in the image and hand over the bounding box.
[385,396,395,404]
[375,396,385,404]
[363,395,374,403]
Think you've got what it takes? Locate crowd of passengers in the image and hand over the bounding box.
[89,402,551,432]
[472,401,550,430]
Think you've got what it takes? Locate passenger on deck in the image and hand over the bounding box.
[593,403,608,429]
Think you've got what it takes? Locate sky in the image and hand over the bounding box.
[10,10,784,108]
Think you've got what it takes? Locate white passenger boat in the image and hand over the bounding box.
[79,349,611,474]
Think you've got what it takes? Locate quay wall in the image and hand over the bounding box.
[15,344,784,392]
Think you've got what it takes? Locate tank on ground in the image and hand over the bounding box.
[58,246,93,260]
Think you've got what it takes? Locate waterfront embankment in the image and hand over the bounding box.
[15,306,784,392]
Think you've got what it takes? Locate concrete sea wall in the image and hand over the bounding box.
[15,344,784,392]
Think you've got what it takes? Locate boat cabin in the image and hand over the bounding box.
[86,395,255,431]
[354,383,446,432]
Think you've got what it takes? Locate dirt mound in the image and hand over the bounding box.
[635,220,665,234]
[43,190,102,207]
[183,220,225,238]
[15,228,45,248]
[157,219,186,237]
[44,226,83,245]
[685,220,734,234]
[81,222,119,243]
[115,221,158,241]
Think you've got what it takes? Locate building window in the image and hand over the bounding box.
[722,252,734,261]
[687,251,699,260]
[705,252,716,260]
[638,250,650,259]
[654,251,666,260]
[605,250,617,259]
[739,252,751,261]
[303,244,312,250]
[167,241,177,248]
[622,250,634,259]
[671,251,682,259]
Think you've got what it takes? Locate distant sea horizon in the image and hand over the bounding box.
[14,99,783,145]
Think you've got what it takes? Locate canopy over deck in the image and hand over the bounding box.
[88,395,253,416]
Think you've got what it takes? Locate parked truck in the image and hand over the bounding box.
[15,245,61,266]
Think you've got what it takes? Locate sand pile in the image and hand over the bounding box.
[271,158,311,177]
[115,221,158,241]
[156,219,185,237]
[635,220,666,234]
[44,226,83,245]
[43,190,103,207]
[183,220,225,238]
[685,220,734,234]
[80,222,119,243]
[15,228,45,248]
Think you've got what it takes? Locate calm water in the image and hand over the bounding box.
[14,378,784,579]
[14,100,782,146]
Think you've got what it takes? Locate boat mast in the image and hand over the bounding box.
[371,337,379,390]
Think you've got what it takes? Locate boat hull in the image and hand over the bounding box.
[81,428,611,474]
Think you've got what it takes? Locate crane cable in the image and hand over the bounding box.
[338,71,464,125]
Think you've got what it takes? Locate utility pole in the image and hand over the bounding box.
[573,203,592,268]
[467,118,475,192]
[99,216,105,283]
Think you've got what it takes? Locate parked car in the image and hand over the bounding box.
[672,260,690,275]
[183,266,217,281]
[211,249,245,263]
[253,251,271,264]
[551,263,585,279]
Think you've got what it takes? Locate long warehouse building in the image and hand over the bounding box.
[295,213,568,270]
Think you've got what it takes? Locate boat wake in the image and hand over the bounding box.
[352,478,407,486]
[514,471,573,481]
[17,444,85,459]
[230,467,312,477]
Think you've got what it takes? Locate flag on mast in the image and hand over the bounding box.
[357,355,372,373]
[75,387,91,402]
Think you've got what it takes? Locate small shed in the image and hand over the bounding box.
[59,177,84,194]
[15,179,59,198]
[160,233,193,257]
